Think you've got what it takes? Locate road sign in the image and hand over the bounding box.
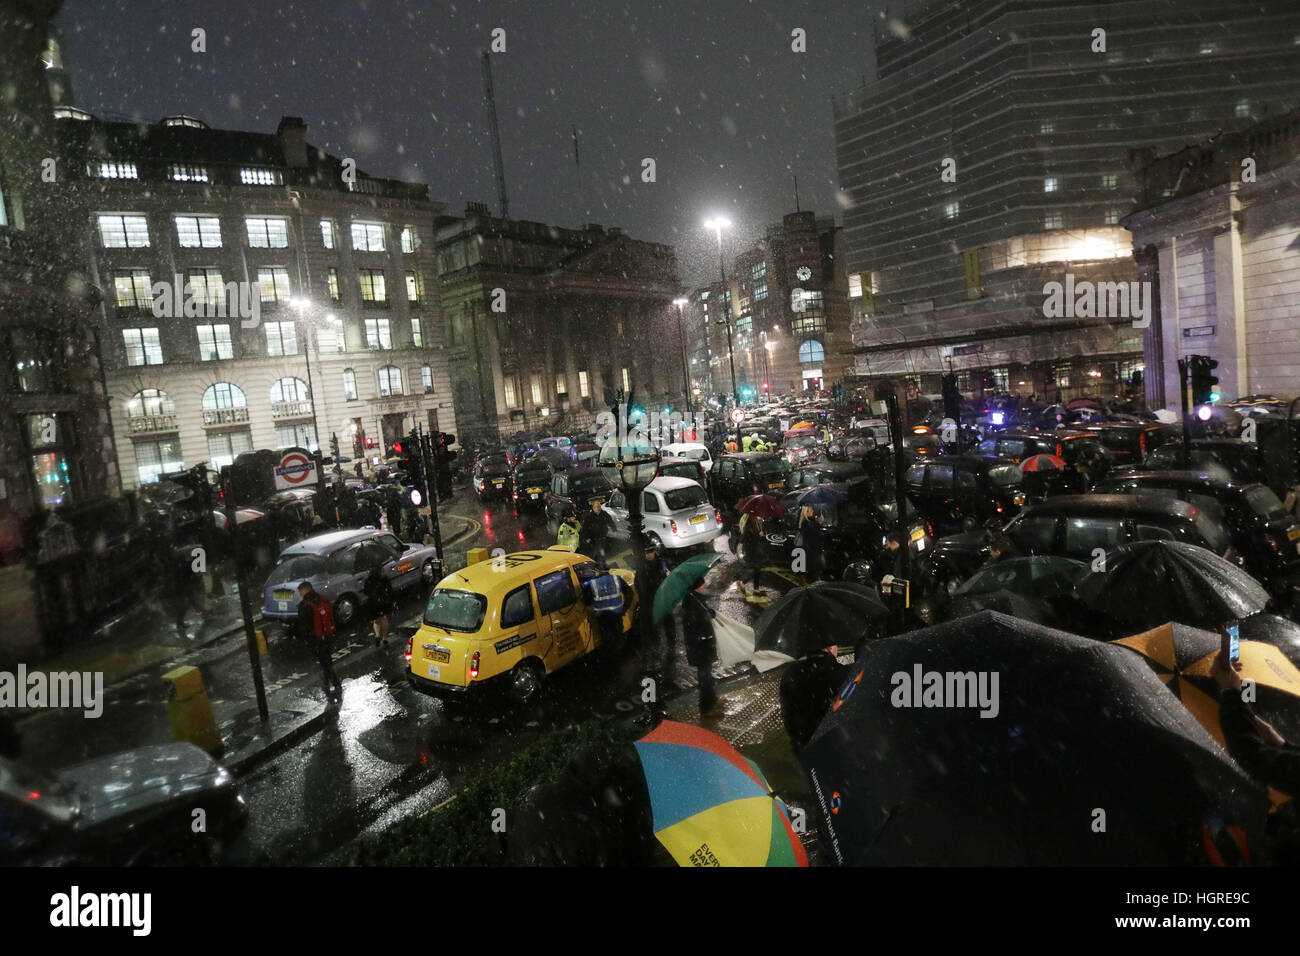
[729,407,745,424]
[273,450,318,489]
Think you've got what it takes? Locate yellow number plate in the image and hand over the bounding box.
[424,647,451,663]
[689,514,707,524]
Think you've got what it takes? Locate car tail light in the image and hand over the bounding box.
[997,505,1004,513]
[715,509,723,524]
[260,588,265,604]
[671,519,679,534]
[1139,431,1148,454]
[469,651,480,680]
[404,636,413,662]
[925,521,934,539]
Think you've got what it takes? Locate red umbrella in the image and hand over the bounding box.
[1066,398,1100,410]
[736,494,787,519]
[1019,454,1067,473]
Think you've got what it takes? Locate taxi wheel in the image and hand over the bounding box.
[645,533,664,554]
[508,659,544,705]
[334,594,360,627]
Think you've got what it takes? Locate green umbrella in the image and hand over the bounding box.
[652,553,722,623]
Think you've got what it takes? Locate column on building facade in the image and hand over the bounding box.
[1214,187,1250,401]
[1134,243,1165,410]
[1155,239,1181,410]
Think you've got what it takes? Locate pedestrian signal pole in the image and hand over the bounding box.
[220,466,269,722]
[415,424,445,559]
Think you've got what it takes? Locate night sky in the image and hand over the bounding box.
[56,0,886,283]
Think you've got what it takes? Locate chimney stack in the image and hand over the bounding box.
[277,116,308,168]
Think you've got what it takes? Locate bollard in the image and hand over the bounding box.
[255,629,269,655]
[466,547,489,565]
[161,665,223,754]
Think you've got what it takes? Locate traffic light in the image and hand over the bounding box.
[1189,354,1220,407]
[941,373,961,419]
[392,440,403,455]
[761,382,769,393]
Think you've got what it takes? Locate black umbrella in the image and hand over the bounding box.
[801,611,1270,866]
[753,580,888,659]
[1074,540,1269,630]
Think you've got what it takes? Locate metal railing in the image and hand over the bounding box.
[271,400,313,418]
[202,406,250,426]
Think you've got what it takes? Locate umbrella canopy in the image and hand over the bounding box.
[1074,541,1269,630]
[796,484,845,508]
[1019,453,1067,473]
[802,611,1270,865]
[652,552,722,623]
[1114,621,1300,751]
[736,494,786,519]
[635,720,807,867]
[791,421,816,430]
[1067,398,1101,410]
[753,580,888,659]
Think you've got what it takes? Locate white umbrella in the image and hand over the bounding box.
[1153,408,1179,424]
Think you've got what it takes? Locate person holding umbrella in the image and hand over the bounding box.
[1213,650,1300,863]
[683,577,726,717]
[636,542,678,694]
[797,504,826,583]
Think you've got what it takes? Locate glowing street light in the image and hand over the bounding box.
[702,217,739,410]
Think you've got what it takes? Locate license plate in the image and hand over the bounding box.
[527,487,542,494]
[493,479,504,485]
[768,482,783,489]
[427,664,441,680]
[1288,527,1300,542]
[690,514,707,524]
[530,493,539,499]
[274,589,293,600]
[277,600,288,611]
[910,527,925,542]
[425,647,451,663]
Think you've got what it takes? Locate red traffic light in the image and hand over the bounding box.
[761,382,769,391]
[393,441,403,454]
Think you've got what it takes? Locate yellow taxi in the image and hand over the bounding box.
[405,548,637,703]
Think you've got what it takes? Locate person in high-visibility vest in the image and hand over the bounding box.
[557,513,582,551]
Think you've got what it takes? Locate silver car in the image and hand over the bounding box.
[261,528,441,627]
[605,476,723,552]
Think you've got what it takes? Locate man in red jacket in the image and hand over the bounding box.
[297,581,343,708]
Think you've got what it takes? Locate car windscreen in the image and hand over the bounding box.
[515,468,550,484]
[480,457,511,472]
[786,436,817,449]
[424,588,487,632]
[663,485,708,511]
[754,459,792,480]
[570,475,611,499]
[987,464,1023,487]
[1191,513,1233,553]
[659,462,701,481]
[1244,485,1288,520]
[267,553,326,584]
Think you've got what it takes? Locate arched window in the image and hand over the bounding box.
[798,339,826,364]
[270,376,310,404]
[377,365,403,397]
[202,382,246,410]
[126,387,174,418]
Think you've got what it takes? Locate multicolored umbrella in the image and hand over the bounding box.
[1019,453,1067,473]
[651,552,722,623]
[634,720,807,867]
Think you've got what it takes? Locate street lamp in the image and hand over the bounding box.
[291,297,325,453]
[703,217,739,411]
[672,297,692,413]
